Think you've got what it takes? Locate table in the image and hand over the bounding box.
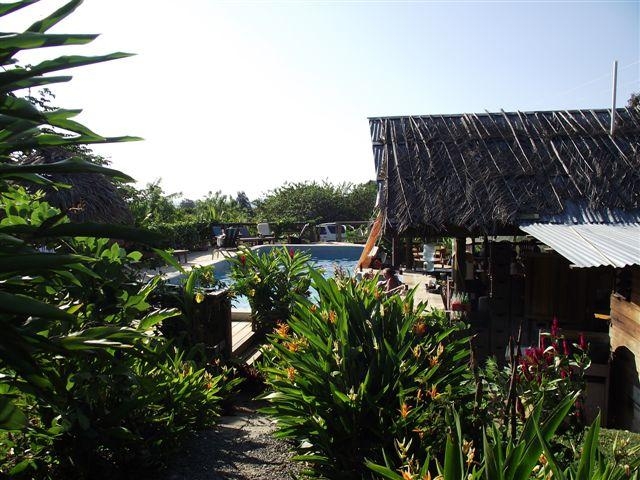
[173,249,189,263]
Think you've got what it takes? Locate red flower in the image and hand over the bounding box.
[289,248,295,258]
[579,333,587,350]
[563,339,570,355]
[240,254,246,266]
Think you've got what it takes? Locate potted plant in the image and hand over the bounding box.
[450,291,470,311]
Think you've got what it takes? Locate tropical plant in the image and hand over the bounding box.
[0,2,237,477]
[227,246,312,333]
[259,271,474,478]
[368,396,640,480]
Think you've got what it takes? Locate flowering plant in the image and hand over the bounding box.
[517,317,590,425]
[450,291,470,311]
[227,246,311,333]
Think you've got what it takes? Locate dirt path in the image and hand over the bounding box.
[162,397,304,480]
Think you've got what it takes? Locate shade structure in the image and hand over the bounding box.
[519,223,640,268]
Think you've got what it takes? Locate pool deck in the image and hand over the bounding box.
[143,245,445,361]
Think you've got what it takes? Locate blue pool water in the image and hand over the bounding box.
[211,244,364,310]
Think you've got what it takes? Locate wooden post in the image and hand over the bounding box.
[391,232,400,268]
[453,237,466,292]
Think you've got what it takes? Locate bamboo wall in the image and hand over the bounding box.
[609,266,640,432]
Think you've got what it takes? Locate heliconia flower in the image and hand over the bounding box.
[286,367,296,381]
[289,248,295,258]
[275,322,290,337]
[195,292,205,304]
[560,369,567,379]
[240,254,246,266]
[309,304,317,313]
[563,339,570,355]
[401,470,413,480]
[579,333,587,350]
[399,402,412,418]
[413,321,427,337]
[551,317,559,337]
[328,310,337,324]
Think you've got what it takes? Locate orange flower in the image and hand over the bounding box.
[428,385,441,399]
[286,367,296,381]
[310,304,317,313]
[399,402,412,418]
[275,322,290,337]
[413,345,421,359]
[285,341,299,352]
[401,470,413,480]
[413,321,427,337]
[328,310,337,324]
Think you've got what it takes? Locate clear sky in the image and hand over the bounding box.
[9,0,640,201]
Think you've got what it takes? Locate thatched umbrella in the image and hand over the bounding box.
[18,146,134,225]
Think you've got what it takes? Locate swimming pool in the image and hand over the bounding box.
[211,244,364,311]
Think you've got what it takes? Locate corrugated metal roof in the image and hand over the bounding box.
[534,201,640,224]
[520,223,640,268]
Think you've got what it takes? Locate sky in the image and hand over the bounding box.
[8,0,640,201]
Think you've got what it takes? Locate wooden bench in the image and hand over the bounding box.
[237,236,264,247]
[173,249,189,263]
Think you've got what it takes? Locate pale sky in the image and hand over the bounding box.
[9,0,640,201]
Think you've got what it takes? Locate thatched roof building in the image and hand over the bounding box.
[370,107,640,238]
[18,146,133,224]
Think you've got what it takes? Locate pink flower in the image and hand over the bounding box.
[563,339,570,355]
[289,248,295,258]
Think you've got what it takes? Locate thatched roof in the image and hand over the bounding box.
[370,107,640,237]
[19,146,133,225]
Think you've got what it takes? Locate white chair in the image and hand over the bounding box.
[257,223,274,237]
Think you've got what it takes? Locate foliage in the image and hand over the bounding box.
[0,2,236,477]
[228,246,312,333]
[148,219,212,250]
[254,180,377,224]
[259,271,473,478]
[366,394,638,480]
[479,317,591,466]
[190,190,249,224]
[119,180,180,226]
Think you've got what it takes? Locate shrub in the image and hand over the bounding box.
[228,246,312,333]
[259,271,474,478]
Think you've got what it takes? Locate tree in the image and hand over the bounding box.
[254,180,377,223]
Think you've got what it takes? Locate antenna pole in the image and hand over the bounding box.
[610,60,618,135]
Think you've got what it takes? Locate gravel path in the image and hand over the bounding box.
[162,397,305,480]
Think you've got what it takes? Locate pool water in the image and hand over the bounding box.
[212,244,364,311]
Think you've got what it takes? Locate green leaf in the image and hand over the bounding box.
[0,32,97,51]
[0,157,135,181]
[575,413,600,480]
[364,461,403,479]
[0,253,93,272]
[0,291,74,320]
[26,0,83,34]
[0,397,27,430]
[0,0,39,19]
[138,308,180,331]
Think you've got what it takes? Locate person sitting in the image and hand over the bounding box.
[377,267,404,295]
